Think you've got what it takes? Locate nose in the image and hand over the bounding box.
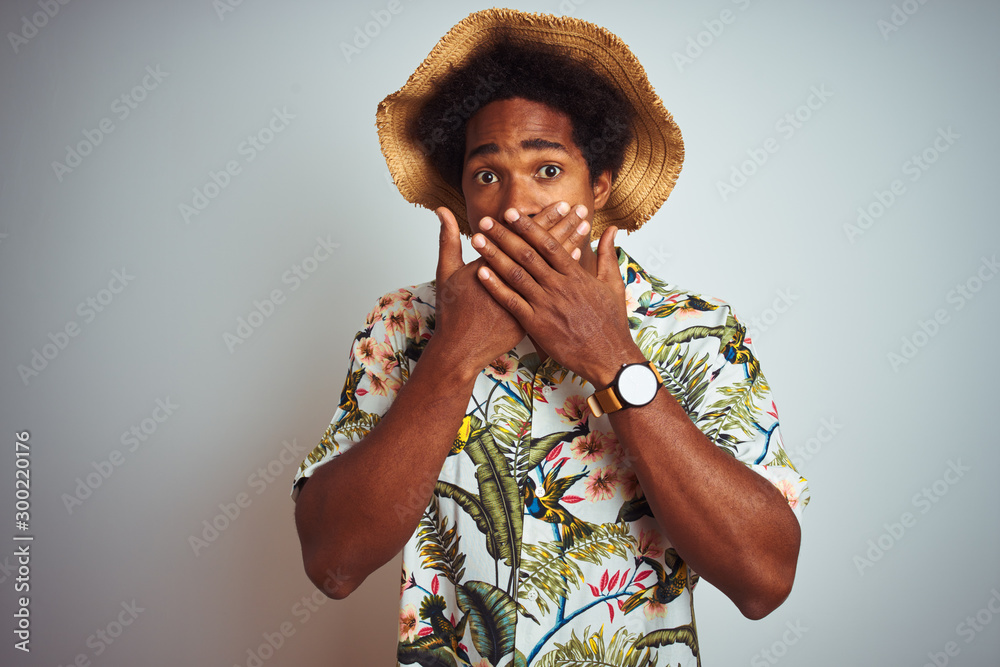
[500,176,543,220]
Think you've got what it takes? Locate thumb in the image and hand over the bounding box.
[596,225,620,283]
[436,207,464,284]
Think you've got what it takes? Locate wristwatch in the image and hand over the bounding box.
[587,362,664,418]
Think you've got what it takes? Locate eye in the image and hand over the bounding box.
[537,165,562,179]
[473,170,498,185]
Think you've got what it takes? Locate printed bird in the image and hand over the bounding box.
[621,556,689,615]
[714,320,760,380]
[406,594,470,663]
[646,294,720,319]
[449,415,474,456]
[523,459,595,547]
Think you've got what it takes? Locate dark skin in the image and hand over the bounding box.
[295,97,800,619]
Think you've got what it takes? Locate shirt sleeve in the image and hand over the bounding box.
[290,285,432,500]
[693,306,810,522]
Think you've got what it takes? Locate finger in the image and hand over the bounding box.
[476,264,532,323]
[547,204,591,258]
[471,221,544,299]
[503,203,588,258]
[436,207,464,285]
[596,225,621,283]
[501,206,578,275]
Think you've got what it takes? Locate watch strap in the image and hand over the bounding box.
[587,362,663,418]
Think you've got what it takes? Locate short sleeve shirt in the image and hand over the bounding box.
[293,248,809,667]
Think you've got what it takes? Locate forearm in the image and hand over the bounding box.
[610,388,801,619]
[294,338,478,598]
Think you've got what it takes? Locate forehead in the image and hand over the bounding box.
[463,98,577,159]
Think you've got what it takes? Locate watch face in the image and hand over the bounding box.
[618,364,659,406]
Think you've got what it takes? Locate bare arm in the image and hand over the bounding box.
[472,213,801,619]
[293,204,591,598]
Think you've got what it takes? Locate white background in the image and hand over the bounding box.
[1,0,998,665]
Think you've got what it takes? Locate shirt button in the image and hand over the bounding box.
[524,589,538,601]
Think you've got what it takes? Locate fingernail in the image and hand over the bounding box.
[478,266,490,280]
[472,234,486,248]
[504,208,519,223]
[556,201,570,215]
[575,205,588,219]
[479,217,494,231]
[571,248,582,260]
[576,220,590,236]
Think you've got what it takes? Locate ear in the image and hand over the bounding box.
[591,169,613,211]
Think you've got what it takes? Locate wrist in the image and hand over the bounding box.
[421,334,485,387]
[584,342,647,388]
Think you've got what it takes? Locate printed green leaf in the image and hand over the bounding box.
[416,496,466,586]
[433,481,498,558]
[456,581,523,663]
[518,523,635,615]
[500,649,527,667]
[535,625,658,667]
[632,624,699,657]
[396,644,459,667]
[463,428,523,570]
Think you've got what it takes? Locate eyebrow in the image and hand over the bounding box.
[465,138,570,161]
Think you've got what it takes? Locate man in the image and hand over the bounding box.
[293,9,808,666]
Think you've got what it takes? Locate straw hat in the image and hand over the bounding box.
[376,8,684,239]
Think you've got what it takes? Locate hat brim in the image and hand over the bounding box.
[376,8,684,239]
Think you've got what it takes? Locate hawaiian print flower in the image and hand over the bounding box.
[399,603,419,642]
[635,528,665,560]
[643,600,669,620]
[555,395,589,426]
[624,285,641,315]
[400,564,414,597]
[385,310,407,335]
[619,470,642,501]
[473,660,494,667]
[485,354,517,382]
[584,466,619,501]
[378,293,398,310]
[571,431,613,464]
[367,371,402,397]
[405,312,423,340]
[355,336,378,367]
[773,478,801,510]
[374,341,399,375]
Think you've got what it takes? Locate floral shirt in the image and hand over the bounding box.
[293,248,808,667]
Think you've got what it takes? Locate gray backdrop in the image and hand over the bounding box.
[2,0,998,665]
